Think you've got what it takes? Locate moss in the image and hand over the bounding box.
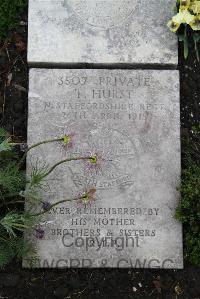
[176,162,200,265]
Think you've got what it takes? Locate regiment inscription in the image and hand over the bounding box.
[24,69,183,268]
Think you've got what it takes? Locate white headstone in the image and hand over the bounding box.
[24,68,183,268]
[28,0,178,66]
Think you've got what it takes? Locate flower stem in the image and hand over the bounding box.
[41,156,91,179]
[18,137,63,167]
[183,25,189,60]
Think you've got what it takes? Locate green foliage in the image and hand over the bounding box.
[0,129,37,267]
[176,164,200,265]
[0,161,25,196]
[0,212,36,237]
[0,129,13,152]
[0,232,34,267]
[0,128,96,267]
[0,242,14,267]
[0,139,12,152]
[0,0,27,39]
[0,128,9,139]
[176,126,200,265]
[29,161,49,189]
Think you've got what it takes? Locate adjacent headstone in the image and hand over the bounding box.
[24,68,183,268]
[28,0,178,66]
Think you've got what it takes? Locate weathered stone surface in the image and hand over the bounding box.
[28,0,177,66]
[24,69,183,268]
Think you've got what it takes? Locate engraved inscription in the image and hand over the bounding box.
[25,69,182,269]
[65,0,137,29]
[68,127,136,190]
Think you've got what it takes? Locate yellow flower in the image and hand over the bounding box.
[172,10,195,24]
[190,15,200,29]
[190,1,200,14]
[168,10,195,32]
[180,0,191,10]
[63,134,71,144]
[80,188,96,204]
[167,19,181,32]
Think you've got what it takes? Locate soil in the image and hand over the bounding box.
[0,13,200,299]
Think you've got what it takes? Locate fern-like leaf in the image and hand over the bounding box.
[0,242,15,268]
[28,160,49,189]
[0,139,12,152]
[0,161,25,196]
[0,212,36,237]
[0,128,8,139]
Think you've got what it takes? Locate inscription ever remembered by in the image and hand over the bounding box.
[28,0,177,66]
[24,69,183,268]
